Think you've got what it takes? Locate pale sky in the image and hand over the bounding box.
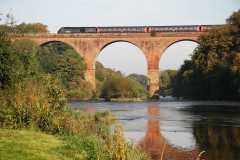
[1,0,239,75]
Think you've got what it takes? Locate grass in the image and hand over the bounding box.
[0,127,147,160]
[0,129,70,160]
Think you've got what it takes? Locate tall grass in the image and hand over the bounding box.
[0,75,147,159]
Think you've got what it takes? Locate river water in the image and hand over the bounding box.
[69,97,240,160]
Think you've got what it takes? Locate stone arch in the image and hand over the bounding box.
[157,39,199,97]
[159,39,199,68]
[94,40,148,69]
[162,39,199,56]
[38,40,84,57]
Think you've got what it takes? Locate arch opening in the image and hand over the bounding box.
[37,41,92,100]
[96,41,148,76]
[39,40,74,48]
[159,40,199,97]
[94,41,149,99]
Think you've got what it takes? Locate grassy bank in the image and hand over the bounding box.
[0,125,147,160]
[0,129,67,160]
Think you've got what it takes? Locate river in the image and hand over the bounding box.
[69,97,240,160]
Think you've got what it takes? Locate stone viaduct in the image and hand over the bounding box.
[12,32,203,98]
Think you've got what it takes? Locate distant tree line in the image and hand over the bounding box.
[95,62,148,101]
[0,12,48,33]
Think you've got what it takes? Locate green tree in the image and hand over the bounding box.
[127,74,148,89]
[0,12,48,34]
[159,70,177,96]
[0,30,19,90]
[172,10,240,100]
[12,39,40,79]
[37,42,92,100]
[56,49,86,87]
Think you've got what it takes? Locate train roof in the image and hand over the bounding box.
[59,25,225,29]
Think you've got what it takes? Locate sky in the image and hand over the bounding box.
[0,0,239,75]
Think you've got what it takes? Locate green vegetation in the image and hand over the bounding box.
[96,62,148,101]
[172,10,240,100]
[0,25,147,159]
[36,42,148,101]
[0,127,146,160]
[0,12,48,33]
[36,42,93,100]
[159,70,177,96]
[0,129,66,160]
[127,74,148,89]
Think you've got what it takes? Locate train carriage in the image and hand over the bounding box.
[57,25,222,34]
[57,27,96,33]
[98,26,145,33]
[148,25,199,32]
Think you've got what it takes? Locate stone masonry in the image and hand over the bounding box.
[12,32,202,98]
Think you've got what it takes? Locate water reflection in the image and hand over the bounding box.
[141,105,198,160]
[184,105,240,160]
[69,101,240,160]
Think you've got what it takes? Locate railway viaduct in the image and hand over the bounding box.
[12,31,203,98]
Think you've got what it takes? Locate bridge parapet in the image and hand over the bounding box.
[10,31,202,39]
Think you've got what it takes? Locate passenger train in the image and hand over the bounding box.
[57,25,220,33]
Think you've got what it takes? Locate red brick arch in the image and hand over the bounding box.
[94,40,148,69]
[10,32,203,98]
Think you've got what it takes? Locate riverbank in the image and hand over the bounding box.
[0,108,147,160]
[0,129,70,160]
[110,97,145,102]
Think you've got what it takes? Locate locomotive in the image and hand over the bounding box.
[57,25,217,33]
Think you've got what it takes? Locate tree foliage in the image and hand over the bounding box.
[0,30,18,90]
[0,12,48,33]
[159,70,177,96]
[12,39,40,79]
[37,42,92,100]
[95,62,148,100]
[172,10,240,100]
[127,74,148,89]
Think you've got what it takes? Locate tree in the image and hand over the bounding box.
[0,12,48,34]
[0,30,19,90]
[56,49,86,87]
[127,74,148,89]
[15,23,48,34]
[37,42,92,100]
[12,39,40,79]
[159,70,177,96]
[172,10,240,100]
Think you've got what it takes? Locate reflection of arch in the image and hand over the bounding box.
[141,105,199,159]
[95,40,148,69]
